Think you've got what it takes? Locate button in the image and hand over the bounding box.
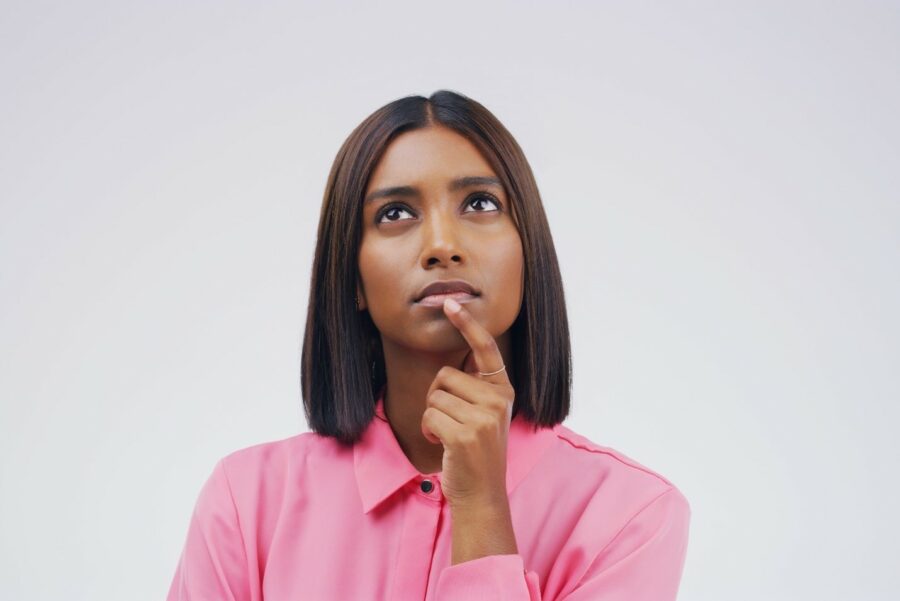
[420,479,433,493]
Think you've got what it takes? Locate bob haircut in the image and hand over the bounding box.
[301,89,571,446]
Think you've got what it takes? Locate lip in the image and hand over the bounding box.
[414,279,480,303]
[416,291,479,308]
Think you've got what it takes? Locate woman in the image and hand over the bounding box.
[166,90,691,600]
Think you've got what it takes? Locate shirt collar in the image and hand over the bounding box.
[353,386,561,514]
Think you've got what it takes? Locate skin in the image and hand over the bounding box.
[356,124,525,563]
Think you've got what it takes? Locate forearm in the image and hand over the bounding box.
[449,498,519,565]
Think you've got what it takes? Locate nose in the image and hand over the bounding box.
[420,205,465,269]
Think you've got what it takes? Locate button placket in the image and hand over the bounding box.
[391,480,442,599]
[417,475,442,500]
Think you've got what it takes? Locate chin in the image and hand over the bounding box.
[406,329,471,354]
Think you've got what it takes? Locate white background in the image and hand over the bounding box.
[1,1,898,599]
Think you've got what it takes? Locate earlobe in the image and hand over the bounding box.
[355,286,367,311]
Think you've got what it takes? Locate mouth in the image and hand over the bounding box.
[414,291,479,308]
[413,279,480,307]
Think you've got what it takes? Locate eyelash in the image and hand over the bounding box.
[375,193,502,224]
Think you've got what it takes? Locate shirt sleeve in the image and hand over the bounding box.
[166,459,255,601]
[434,487,691,600]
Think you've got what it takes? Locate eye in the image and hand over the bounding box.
[462,193,502,213]
[375,204,415,224]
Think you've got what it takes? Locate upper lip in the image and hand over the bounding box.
[414,279,480,302]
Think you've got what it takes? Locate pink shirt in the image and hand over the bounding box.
[167,389,691,600]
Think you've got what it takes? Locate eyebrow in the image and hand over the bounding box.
[363,176,503,204]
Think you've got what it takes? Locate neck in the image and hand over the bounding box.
[380,333,514,475]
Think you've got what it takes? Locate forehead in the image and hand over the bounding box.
[366,125,497,190]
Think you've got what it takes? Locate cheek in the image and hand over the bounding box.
[358,238,411,321]
[486,235,524,300]
[358,241,390,290]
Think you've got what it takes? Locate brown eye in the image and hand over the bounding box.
[376,204,415,224]
[463,193,501,213]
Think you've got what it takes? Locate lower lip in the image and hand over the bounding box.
[415,292,478,307]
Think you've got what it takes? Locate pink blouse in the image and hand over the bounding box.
[167,389,691,600]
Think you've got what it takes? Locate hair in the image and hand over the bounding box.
[301,90,571,446]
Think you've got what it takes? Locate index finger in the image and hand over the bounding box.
[442,297,509,385]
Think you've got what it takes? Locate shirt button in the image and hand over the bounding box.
[420,479,434,493]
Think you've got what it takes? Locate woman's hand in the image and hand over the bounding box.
[421,297,515,510]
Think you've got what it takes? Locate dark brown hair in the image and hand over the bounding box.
[301,90,571,446]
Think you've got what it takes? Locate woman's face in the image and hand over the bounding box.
[357,124,524,354]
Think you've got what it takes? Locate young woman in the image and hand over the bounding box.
[166,90,691,600]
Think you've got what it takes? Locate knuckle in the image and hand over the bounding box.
[459,430,478,446]
[477,337,498,354]
[488,392,508,410]
[475,412,496,431]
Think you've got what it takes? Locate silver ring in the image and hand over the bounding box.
[478,364,506,377]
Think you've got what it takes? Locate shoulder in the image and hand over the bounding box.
[553,423,678,487]
[546,422,691,518]
[214,430,348,494]
[536,425,692,589]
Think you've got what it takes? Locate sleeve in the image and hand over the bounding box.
[166,458,254,601]
[434,487,691,601]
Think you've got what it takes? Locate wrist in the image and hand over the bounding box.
[449,498,518,564]
[448,490,510,515]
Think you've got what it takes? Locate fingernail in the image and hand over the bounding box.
[444,298,461,313]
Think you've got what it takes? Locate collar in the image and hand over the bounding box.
[353,386,561,514]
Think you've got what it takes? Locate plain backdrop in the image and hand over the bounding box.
[1,1,898,600]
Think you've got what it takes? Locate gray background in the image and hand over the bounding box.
[1,1,898,599]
